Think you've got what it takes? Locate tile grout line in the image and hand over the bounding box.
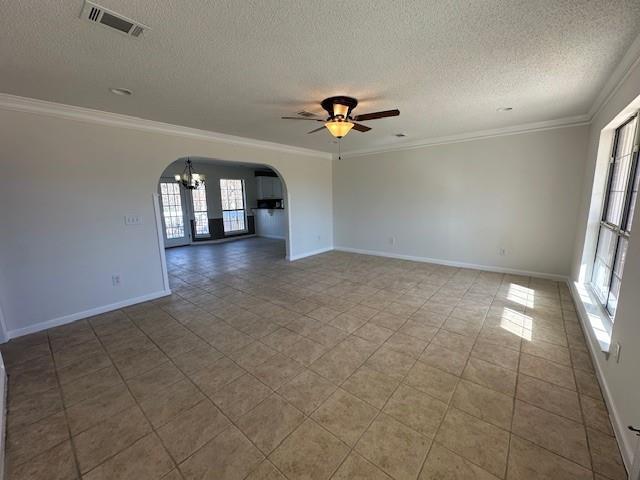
[416,272,504,479]
[44,335,84,480]
[163,257,456,479]
[503,275,532,480]
[4,246,619,480]
[317,273,457,479]
[80,317,182,478]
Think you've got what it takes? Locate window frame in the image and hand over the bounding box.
[219,178,247,235]
[591,112,639,318]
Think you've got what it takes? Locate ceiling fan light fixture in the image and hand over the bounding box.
[332,103,349,119]
[325,120,354,138]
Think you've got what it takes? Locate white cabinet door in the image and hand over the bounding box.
[257,177,264,199]
[266,178,275,198]
[257,177,271,198]
[257,176,283,199]
[272,178,282,198]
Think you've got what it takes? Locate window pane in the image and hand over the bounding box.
[607,275,621,317]
[613,237,628,278]
[626,161,639,232]
[595,227,616,268]
[194,212,208,235]
[160,182,185,239]
[220,180,246,233]
[191,183,209,236]
[605,156,632,226]
[616,117,637,158]
[592,258,611,305]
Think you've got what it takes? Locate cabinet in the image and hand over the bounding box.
[257,176,283,199]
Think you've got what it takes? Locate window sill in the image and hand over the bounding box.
[570,281,613,354]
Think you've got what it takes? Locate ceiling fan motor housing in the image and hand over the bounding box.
[321,96,358,120]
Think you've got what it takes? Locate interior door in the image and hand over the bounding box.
[159,181,191,247]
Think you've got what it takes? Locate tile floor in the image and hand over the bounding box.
[1,238,628,479]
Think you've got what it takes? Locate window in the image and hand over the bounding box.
[191,183,209,236]
[160,182,185,239]
[220,179,246,233]
[592,114,639,318]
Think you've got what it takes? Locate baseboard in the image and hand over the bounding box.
[568,281,633,472]
[185,234,256,246]
[5,289,172,341]
[333,246,569,281]
[256,234,286,240]
[288,246,334,261]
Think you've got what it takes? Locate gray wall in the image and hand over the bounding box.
[161,159,260,217]
[333,125,589,277]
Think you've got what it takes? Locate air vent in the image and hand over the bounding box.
[297,111,317,118]
[130,25,144,37]
[80,1,150,38]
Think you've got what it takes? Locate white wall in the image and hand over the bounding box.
[254,209,287,239]
[333,125,589,278]
[0,100,333,338]
[570,56,640,468]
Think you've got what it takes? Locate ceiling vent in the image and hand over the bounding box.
[80,1,149,38]
[296,111,317,118]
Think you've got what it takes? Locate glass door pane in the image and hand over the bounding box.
[160,182,190,247]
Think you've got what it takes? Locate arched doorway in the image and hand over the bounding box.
[154,157,291,287]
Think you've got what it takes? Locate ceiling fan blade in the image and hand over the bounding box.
[352,109,400,122]
[352,122,372,132]
[307,126,327,134]
[281,116,325,121]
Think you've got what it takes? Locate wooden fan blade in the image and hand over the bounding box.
[307,126,327,134]
[352,122,371,132]
[281,116,325,121]
[352,109,400,121]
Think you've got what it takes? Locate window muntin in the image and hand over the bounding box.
[191,183,209,236]
[220,179,246,233]
[592,114,639,318]
[160,182,185,239]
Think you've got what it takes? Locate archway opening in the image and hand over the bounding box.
[154,157,291,288]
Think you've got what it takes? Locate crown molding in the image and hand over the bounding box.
[4,27,640,164]
[339,114,591,159]
[0,94,332,160]
[338,31,640,160]
[587,30,640,121]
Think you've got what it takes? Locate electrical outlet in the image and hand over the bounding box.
[498,247,506,256]
[389,236,396,245]
[112,275,121,287]
[615,342,622,363]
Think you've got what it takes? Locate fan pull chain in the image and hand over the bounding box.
[338,138,342,161]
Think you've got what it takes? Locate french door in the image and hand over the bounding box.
[159,181,191,247]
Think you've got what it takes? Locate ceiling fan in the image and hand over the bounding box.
[281,96,400,139]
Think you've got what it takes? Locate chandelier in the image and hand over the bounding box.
[174,158,204,189]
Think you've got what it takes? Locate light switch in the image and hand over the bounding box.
[124,215,142,225]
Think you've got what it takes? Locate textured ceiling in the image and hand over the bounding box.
[1,1,640,153]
